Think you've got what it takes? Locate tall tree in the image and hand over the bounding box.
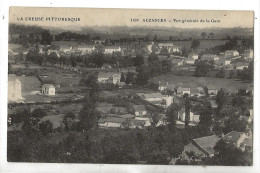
[184,98,191,129]
[201,32,207,39]
[166,103,182,131]
[191,40,200,50]
[216,88,225,111]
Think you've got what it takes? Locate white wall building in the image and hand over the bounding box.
[42,84,56,96]
[8,78,23,102]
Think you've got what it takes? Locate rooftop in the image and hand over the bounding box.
[193,135,220,155]
[222,131,245,143]
[42,84,55,88]
[133,105,146,112]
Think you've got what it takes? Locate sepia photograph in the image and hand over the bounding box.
[1,3,258,172]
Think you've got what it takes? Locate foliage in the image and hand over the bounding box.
[191,40,200,50]
[39,120,53,136]
[194,60,214,77]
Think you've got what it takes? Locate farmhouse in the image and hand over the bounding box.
[8,78,23,102]
[97,72,121,84]
[225,50,239,57]
[188,52,199,60]
[104,46,121,54]
[42,84,56,96]
[133,105,147,116]
[183,135,220,158]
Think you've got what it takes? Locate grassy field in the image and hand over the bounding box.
[172,40,242,50]
[149,74,253,93]
[9,74,41,95]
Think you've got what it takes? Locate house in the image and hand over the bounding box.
[98,117,126,128]
[42,84,56,96]
[210,100,217,108]
[158,42,181,53]
[97,72,121,84]
[215,59,231,66]
[48,49,60,57]
[171,59,184,66]
[235,62,249,70]
[133,105,147,116]
[162,95,174,108]
[241,136,253,152]
[8,78,23,102]
[225,50,239,57]
[188,52,199,60]
[176,85,191,95]
[134,115,151,126]
[201,54,219,61]
[222,131,248,148]
[142,93,163,102]
[158,81,168,92]
[158,42,174,48]
[77,45,95,54]
[177,108,200,123]
[156,114,168,127]
[101,63,112,70]
[104,46,121,54]
[190,87,199,97]
[185,58,195,65]
[208,87,218,95]
[183,135,220,158]
[60,45,72,53]
[197,87,205,97]
[244,49,253,60]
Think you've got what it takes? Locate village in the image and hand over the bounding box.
[7,24,254,165]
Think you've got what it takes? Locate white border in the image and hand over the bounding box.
[0,0,259,173]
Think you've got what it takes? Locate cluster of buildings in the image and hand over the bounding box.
[98,105,155,128]
[157,42,182,54]
[182,130,253,159]
[42,44,122,56]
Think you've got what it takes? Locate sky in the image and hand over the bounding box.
[9,7,254,29]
